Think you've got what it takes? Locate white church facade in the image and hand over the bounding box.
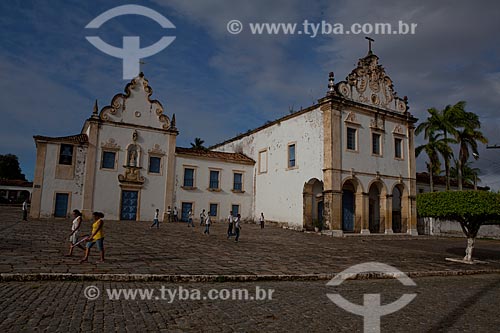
[31,50,418,235]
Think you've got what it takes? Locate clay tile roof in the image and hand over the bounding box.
[33,134,88,144]
[0,179,33,187]
[176,147,255,165]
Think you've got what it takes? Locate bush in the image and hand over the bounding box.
[417,191,500,262]
[417,191,500,223]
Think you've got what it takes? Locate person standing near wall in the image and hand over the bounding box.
[234,213,242,242]
[22,199,28,221]
[227,211,233,239]
[199,209,206,226]
[259,212,265,229]
[173,206,178,222]
[167,206,172,222]
[204,213,211,235]
[187,209,194,227]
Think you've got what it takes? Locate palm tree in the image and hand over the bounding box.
[190,137,207,150]
[416,132,454,192]
[417,102,470,190]
[454,127,487,190]
[451,161,481,188]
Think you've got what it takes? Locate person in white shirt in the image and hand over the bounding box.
[227,211,233,239]
[234,214,242,242]
[199,209,206,226]
[204,213,211,235]
[22,199,28,221]
[150,209,160,228]
[173,206,178,222]
[187,209,194,227]
[259,212,265,229]
[66,209,82,256]
[167,206,172,222]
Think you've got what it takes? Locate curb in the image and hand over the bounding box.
[2,269,500,283]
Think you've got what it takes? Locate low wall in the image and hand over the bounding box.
[418,217,500,239]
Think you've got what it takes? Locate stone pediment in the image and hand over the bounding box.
[99,73,175,131]
[335,53,408,113]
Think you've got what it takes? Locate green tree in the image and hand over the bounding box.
[416,102,467,190]
[190,137,207,150]
[454,118,487,190]
[450,161,481,188]
[0,154,26,180]
[415,132,454,192]
[417,191,500,262]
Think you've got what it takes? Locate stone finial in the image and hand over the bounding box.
[171,113,176,128]
[93,100,98,114]
[328,72,335,93]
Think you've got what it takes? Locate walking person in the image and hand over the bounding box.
[81,212,105,264]
[22,199,28,221]
[204,213,211,235]
[173,206,178,222]
[167,206,172,222]
[259,212,265,229]
[227,211,233,239]
[66,209,83,256]
[187,209,194,227]
[199,209,206,226]
[234,213,242,242]
[150,209,160,228]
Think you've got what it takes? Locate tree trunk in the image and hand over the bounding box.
[464,236,475,262]
[429,160,434,192]
[458,158,463,191]
[444,131,450,191]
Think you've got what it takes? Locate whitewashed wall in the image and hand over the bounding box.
[419,217,500,239]
[174,155,253,222]
[92,124,170,221]
[214,108,324,227]
[39,143,86,218]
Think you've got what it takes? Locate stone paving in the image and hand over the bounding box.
[1,274,500,332]
[1,206,500,277]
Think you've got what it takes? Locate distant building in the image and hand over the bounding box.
[0,179,32,203]
[416,172,489,193]
[31,49,420,235]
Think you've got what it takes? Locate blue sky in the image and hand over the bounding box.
[1,0,500,188]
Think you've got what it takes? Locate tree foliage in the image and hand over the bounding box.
[417,191,500,261]
[417,191,500,224]
[0,154,26,180]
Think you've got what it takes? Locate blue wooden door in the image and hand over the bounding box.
[342,191,354,231]
[121,190,138,220]
[54,193,69,217]
[181,202,192,222]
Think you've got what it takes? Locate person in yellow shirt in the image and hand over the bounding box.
[80,212,105,263]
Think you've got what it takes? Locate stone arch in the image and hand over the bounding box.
[341,177,363,232]
[391,182,409,233]
[368,179,388,233]
[303,178,324,231]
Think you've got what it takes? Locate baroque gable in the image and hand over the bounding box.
[335,53,408,113]
[99,73,175,131]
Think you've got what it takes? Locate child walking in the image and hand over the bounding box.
[204,213,211,235]
[66,209,83,256]
[150,209,160,228]
[80,212,105,264]
[199,209,206,226]
[259,212,265,229]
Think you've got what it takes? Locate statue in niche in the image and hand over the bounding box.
[128,145,138,167]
